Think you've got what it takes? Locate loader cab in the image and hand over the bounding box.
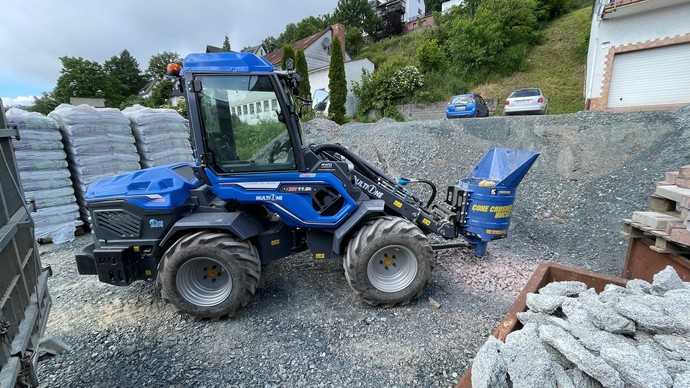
[176,52,306,174]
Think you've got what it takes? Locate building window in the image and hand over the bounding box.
[250,103,255,114]
[257,101,263,113]
[264,100,270,111]
[272,99,278,109]
[242,105,248,115]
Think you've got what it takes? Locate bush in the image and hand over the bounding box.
[353,64,424,119]
[536,0,573,22]
[445,0,540,81]
[416,38,447,73]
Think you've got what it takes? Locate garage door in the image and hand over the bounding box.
[608,43,690,109]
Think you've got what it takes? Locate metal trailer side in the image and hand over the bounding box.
[0,98,52,387]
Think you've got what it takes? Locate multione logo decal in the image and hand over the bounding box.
[353,176,384,199]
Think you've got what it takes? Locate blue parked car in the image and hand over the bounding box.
[446,93,490,119]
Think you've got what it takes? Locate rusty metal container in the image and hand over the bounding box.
[456,263,627,388]
[624,237,690,282]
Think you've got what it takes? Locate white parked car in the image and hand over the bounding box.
[504,88,548,115]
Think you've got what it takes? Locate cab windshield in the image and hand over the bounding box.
[197,75,295,173]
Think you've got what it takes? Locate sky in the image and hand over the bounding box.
[0,0,338,106]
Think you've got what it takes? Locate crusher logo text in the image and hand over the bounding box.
[256,194,284,201]
[353,176,384,199]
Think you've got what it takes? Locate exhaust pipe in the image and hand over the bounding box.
[453,148,540,256]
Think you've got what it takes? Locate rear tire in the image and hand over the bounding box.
[160,231,261,318]
[344,216,433,306]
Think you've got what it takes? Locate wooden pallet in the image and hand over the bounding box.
[623,220,690,256]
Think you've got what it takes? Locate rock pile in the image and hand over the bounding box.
[6,108,80,243]
[122,105,194,168]
[49,104,140,224]
[471,266,690,388]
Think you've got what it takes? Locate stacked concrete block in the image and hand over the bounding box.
[49,104,140,224]
[471,266,690,388]
[6,108,80,243]
[122,105,194,169]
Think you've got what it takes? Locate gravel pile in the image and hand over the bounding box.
[304,107,690,274]
[49,104,140,224]
[122,105,194,168]
[471,266,690,388]
[6,108,80,243]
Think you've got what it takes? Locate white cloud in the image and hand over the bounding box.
[1,96,36,107]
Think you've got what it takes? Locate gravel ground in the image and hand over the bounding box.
[38,236,538,387]
[37,108,690,386]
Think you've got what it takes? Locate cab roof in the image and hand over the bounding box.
[181,52,274,75]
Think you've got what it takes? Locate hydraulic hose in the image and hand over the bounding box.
[414,179,437,208]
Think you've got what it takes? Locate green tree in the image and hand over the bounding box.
[281,45,296,70]
[536,0,572,22]
[328,38,347,124]
[144,79,173,108]
[262,36,279,53]
[146,51,181,80]
[345,27,365,57]
[446,0,539,80]
[333,0,380,36]
[295,49,314,119]
[222,35,232,51]
[425,0,445,13]
[29,93,60,115]
[103,49,146,107]
[53,56,108,103]
[416,38,447,73]
[295,50,312,99]
[275,15,332,47]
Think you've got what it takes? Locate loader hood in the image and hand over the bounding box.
[85,163,201,210]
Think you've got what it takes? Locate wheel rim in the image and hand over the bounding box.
[366,245,418,293]
[176,257,233,307]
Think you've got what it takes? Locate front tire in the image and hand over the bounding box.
[344,217,433,306]
[159,231,261,318]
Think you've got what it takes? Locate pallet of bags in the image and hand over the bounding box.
[48,104,141,226]
[6,108,80,243]
[122,105,194,168]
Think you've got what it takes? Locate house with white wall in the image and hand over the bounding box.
[375,0,426,22]
[585,0,690,111]
[264,24,375,116]
[442,0,465,14]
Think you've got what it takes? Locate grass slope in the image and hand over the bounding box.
[475,6,592,115]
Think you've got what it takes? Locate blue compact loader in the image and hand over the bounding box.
[76,52,539,318]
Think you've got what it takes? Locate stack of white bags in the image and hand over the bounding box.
[6,108,80,243]
[49,104,140,225]
[122,105,194,168]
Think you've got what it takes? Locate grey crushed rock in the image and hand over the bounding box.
[561,298,595,327]
[554,364,575,388]
[568,369,604,388]
[502,324,559,388]
[539,281,587,297]
[526,293,568,314]
[600,342,673,388]
[616,296,681,334]
[673,372,690,388]
[654,335,690,360]
[578,292,636,334]
[666,361,690,378]
[653,266,686,295]
[471,336,510,388]
[538,325,624,388]
[599,284,632,304]
[660,293,690,333]
[627,278,653,294]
